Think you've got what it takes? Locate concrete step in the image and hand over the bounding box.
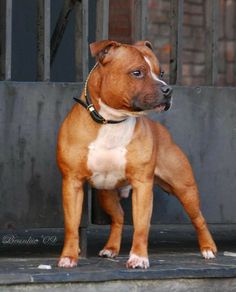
[0,225,236,291]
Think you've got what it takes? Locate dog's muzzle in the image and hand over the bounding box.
[132,84,173,112]
[160,84,173,111]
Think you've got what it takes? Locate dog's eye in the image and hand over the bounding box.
[131,70,144,78]
[160,70,164,79]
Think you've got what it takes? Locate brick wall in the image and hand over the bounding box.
[109,0,236,86]
[147,0,236,86]
[109,0,133,44]
[218,0,236,86]
[147,0,172,82]
[182,0,205,85]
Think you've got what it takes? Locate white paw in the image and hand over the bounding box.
[126,253,150,269]
[202,249,216,259]
[58,257,77,268]
[99,249,117,258]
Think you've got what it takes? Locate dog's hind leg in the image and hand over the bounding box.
[97,189,124,258]
[173,183,217,259]
[155,143,217,259]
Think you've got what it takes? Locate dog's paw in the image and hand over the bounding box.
[99,249,118,258]
[126,253,149,269]
[58,256,78,268]
[202,249,216,259]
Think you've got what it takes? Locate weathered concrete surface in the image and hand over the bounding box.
[0,225,236,291]
[1,83,236,229]
[1,81,236,270]
[1,279,236,292]
[0,82,83,229]
[0,252,236,291]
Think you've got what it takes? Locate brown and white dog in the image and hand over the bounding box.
[57,40,217,269]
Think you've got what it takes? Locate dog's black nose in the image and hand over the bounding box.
[161,85,173,97]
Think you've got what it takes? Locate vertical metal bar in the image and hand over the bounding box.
[96,0,109,40]
[87,182,92,225]
[79,182,89,258]
[37,0,50,81]
[50,0,76,66]
[234,0,236,85]
[0,0,6,79]
[79,227,87,258]
[170,0,183,85]
[205,0,219,85]
[75,0,89,82]
[233,2,236,86]
[132,0,147,42]
[44,0,50,81]
[37,0,44,80]
[5,0,12,80]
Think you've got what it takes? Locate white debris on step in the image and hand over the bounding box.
[223,251,236,257]
[37,264,52,270]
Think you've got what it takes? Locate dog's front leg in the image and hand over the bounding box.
[58,176,84,268]
[127,180,153,269]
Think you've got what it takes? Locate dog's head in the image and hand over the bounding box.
[90,40,172,114]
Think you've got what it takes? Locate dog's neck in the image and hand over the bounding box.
[98,99,130,121]
[86,68,132,122]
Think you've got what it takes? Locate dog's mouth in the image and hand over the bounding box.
[131,101,171,113]
[118,99,171,118]
[154,101,171,112]
[131,94,172,114]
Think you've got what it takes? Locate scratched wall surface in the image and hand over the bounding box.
[0,82,83,228]
[0,84,236,228]
[152,86,236,224]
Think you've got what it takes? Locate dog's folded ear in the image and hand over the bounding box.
[90,40,121,65]
[134,41,153,51]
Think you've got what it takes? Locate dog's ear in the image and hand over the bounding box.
[134,41,153,51]
[90,40,121,65]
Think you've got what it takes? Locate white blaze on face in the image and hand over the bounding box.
[87,100,136,190]
[144,56,167,86]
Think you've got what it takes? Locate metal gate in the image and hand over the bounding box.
[0,0,235,254]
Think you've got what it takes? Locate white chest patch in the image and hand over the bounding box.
[87,105,136,190]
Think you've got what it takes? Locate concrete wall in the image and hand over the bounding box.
[153,86,236,224]
[0,83,236,229]
[0,82,82,228]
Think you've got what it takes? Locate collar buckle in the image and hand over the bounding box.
[87,104,95,112]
